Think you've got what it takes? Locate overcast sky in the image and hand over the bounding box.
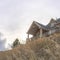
[0,0,60,50]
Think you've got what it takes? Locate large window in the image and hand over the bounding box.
[51,23,54,27]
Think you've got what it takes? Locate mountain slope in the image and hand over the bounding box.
[0,33,60,60]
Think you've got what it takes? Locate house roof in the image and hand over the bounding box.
[56,18,60,24]
[57,18,60,22]
[27,21,49,35]
[27,18,60,35]
[46,18,56,27]
[35,21,50,30]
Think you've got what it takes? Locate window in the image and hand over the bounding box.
[51,23,54,27]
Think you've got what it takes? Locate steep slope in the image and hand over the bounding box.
[0,33,60,60]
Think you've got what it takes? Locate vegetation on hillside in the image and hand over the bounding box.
[12,38,20,48]
[0,33,60,60]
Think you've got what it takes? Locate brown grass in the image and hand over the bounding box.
[0,33,60,60]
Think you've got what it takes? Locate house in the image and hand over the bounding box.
[27,18,60,40]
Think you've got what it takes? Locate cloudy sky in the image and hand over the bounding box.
[0,0,60,50]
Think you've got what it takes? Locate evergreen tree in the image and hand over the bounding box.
[12,38,20,48]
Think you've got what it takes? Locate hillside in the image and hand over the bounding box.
[0,33,60,60]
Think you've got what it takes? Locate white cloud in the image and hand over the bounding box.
[0,0,60,50]
[0,33,7,51]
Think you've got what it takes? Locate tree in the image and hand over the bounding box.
[12,38,20,48]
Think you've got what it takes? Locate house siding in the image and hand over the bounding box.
[48,30,55,35]
[27,18,60,40]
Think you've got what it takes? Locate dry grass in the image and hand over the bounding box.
[0,33,60,60]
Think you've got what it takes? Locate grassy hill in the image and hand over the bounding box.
[0,33,60,60]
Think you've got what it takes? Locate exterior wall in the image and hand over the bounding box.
[31,29,57,40]
[48,30,56,35]
[43,31,49,36]
[36,31,40,38]
[50,22,57,27]
[54,23,60,33]
[43,30,56,36]
[33,30,40,39]
[50,23,55,27]
[55,23,60,28]
[33,29,43,39]
[47,20,57,28]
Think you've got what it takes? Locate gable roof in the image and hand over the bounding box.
[35,21,49,30]
[56,18,60,24]
[57,18,60,22]
[27,21,49,35]
[46,18,56,27]
[27,18,60,35]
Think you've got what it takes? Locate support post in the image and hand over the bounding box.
[40,28,42,38]
[28,34,29,39]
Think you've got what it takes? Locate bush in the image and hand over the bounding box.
[12,38,20,48]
